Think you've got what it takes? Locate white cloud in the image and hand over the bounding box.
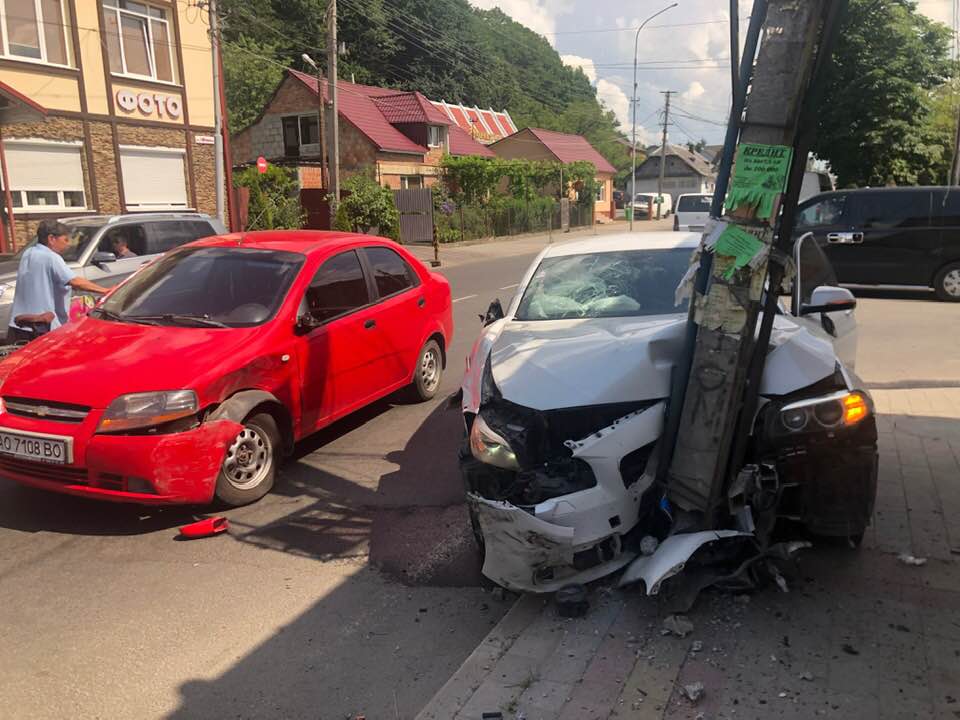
[560,54,597,82]
[469,0,574,42]
[682,81,706,103]
[916,1,951,24]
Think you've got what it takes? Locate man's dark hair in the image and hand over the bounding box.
[37,220,71,246]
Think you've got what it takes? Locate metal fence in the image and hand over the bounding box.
[434,199,594,243]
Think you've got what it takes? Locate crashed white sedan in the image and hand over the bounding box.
[460,232,877,593]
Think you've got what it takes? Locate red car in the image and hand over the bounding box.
[0,231,453,506]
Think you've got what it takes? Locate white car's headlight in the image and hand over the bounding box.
[470,413,520,470]
[97,390,198,433]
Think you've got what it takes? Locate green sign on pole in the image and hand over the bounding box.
[725,143,793,221]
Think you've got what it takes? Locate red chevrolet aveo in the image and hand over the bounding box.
[0,232,453,506]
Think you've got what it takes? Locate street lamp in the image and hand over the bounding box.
[302,53,328,189]
[630,3,678,231]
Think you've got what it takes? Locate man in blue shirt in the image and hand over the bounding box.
[8,220,110,342]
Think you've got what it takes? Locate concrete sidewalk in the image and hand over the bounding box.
[417,388,960,720]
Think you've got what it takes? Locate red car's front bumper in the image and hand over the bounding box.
[0,410,242,505]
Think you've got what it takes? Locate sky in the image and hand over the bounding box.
[469,0,953,147]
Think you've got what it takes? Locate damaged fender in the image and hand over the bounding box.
[618,530,751,594]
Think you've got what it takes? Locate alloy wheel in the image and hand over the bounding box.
[943,269,960,298]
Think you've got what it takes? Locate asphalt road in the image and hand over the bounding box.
[0,240,545,720]
[0,225,955,719]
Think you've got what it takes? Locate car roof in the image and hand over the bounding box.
[63,212,216,226]
[187,230,395,255]
[543,232,700,259]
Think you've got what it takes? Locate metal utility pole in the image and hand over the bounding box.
[664,0,848,523]
[326,0,340,215]
[656,91,673,220]
[302,53,328,189]
[209,0,225,226]
[730,0,740,101]
[630,3,677,231]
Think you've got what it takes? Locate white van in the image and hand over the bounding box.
[673,193,712,231]
[800,170,834,203]
[631,192,673,219]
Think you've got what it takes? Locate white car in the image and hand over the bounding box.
[673,193,712,232]
[631,192,672,219]
[460,232,877,593]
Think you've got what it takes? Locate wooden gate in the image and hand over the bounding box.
[300,188,332,230]
[393,188,434,244]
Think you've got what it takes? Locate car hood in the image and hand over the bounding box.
[0,317,260,408]
[472,314,839,412]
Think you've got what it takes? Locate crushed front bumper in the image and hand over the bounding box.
[0,414,242,504]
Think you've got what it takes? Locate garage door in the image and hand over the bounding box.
[119,146,189,210]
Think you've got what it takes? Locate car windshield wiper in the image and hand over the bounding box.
[125,313,229,328]
[90,307,159,325]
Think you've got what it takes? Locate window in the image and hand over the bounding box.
[595,183,606,202]
[933,190,960,227]
[98,247,304,327]
[305,250,370,322]
[795,234,838,309]
[399,176,423,190]
[98,224,146,256]
[102,0,176,82]
[119,147,188,210]
[848,191,931,230]
[1,0,71,65]
[143,220,214,254]
[281,114,320,157]
[797,194,846,228]
[4,141,86,212]
[363,246,417,298]
[516,249,694,321]
[677,195,712,213]
[427,125,443,148]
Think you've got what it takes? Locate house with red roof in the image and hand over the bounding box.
[490,128,618,219]
[231,70,494,191]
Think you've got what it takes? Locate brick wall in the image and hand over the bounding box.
[189,138,218,217]
[88,121,120,215]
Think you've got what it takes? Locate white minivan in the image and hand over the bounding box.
[673,193,712,231]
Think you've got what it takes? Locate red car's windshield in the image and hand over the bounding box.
[95,246,304,328]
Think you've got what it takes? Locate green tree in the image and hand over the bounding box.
[333,175,400,240]
[222,36,286,133]
[234,165,304,230]
[813,0,954,187]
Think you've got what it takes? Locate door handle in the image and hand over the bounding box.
[364,319,376,330]
[827,232,864,245]
[417,296,426,308]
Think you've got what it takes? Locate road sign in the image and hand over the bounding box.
[256,156,268,174]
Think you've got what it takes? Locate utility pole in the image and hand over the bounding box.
[656,90,673,220]
[327,0,340,215]
[209,0,225,226]
[663,0,848,523]
[301,53,328,190]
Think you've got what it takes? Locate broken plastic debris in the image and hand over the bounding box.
[691,640,703,653]
[556,584,589,618]
[683,681,705,703]
[800,671,815,681]
[897,553,928,567]
[178,516,229,539]
[661,614,694,638]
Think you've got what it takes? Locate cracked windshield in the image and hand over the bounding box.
[0,0,957,718]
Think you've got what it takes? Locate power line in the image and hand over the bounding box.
[542,17,752,35]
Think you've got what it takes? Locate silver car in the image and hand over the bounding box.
[0,213,226,331]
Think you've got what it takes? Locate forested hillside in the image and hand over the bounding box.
[220,0,631,178]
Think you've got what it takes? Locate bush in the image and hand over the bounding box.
[234,165,304,230]
[333,175,400,241]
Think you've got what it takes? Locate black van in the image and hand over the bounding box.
[794,187,960,301]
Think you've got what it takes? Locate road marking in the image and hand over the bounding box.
[453,294,478,303]
[499,283,519,290]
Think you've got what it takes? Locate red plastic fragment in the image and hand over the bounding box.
[179,516,229,539]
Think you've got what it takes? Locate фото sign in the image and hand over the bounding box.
[116,89,183,120]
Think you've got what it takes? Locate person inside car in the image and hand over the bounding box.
[7,220,110,342]
[109,231,137,258]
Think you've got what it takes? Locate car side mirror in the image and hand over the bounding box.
[295,313,322,334]
[480,299,504,326]
[800,285,857,315]
[92,250,117,269]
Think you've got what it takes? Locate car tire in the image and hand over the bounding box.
[933,262,960,302]
[411,339,443,401]
[214,413,281,506]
